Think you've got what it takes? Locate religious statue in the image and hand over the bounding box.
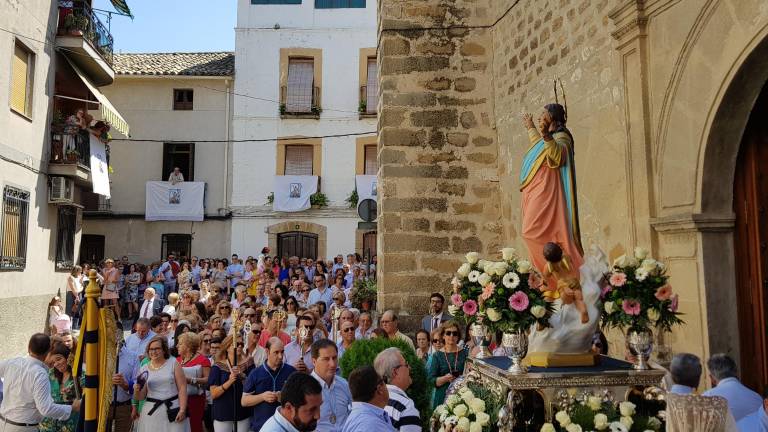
[542,242,589,324]
[519,101,583,277]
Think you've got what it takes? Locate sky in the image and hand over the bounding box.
[93,0,236,53]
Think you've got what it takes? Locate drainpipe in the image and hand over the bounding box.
[223,78,231,215]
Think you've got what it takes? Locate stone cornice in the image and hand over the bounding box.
[650,213,735,233]
[230,206,359,219]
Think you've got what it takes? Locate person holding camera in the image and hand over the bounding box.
[428,321,469,408]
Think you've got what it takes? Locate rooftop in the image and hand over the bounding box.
[113,52,234,76]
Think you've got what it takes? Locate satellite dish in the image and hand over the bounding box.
[358,198,377,222]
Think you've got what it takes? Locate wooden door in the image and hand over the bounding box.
[362,231,377,258]
[277,232,318,260]
[733,86,768,394]
[79,234,104,265]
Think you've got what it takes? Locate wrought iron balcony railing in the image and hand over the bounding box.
[58,2,114,66]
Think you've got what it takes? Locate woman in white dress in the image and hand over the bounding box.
[134,336,190,432]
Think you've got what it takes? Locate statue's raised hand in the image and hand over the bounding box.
[521,112,535,129]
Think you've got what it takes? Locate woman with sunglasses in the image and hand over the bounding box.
[284,296,299,334]
[208,334,253,432]
[216,300,233,334]
[426,328,444,371]
[428,321,468,408]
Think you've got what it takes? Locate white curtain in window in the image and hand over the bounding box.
[286,60,314,113]
[285,145,314,175]
[366,59,378,113]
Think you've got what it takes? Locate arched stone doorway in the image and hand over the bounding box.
[266,221,327,260]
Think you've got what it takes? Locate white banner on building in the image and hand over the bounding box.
[145,181,205,221]
[273,175,318,212]
[89,135,111,198]
[355,175,377,203]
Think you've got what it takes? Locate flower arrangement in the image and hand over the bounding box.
[450,248,554,333]
[433,387,492,432]
[348,278,377,310]
[541,399,663,432]
[600,247,684,331]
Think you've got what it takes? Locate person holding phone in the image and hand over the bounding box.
[428,321,469,408]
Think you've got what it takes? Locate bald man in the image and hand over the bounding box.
[242,337,296,431]
[380,310,415,350]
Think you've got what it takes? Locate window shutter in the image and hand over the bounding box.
[366,59,378,114]
[286,59,314,113]
[10,45,30,115]
[364,144,377,175]
[285,145,314,175]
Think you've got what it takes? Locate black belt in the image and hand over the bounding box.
[0,413,38,427]
[145,395,178,416]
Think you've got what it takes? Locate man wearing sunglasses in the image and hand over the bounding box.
[374,348,420,432]
[342,366,395,432]
[380,311,415,350]
[337,322,356,360]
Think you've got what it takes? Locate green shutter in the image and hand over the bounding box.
[315,0,365,8]
[251,0,302,4]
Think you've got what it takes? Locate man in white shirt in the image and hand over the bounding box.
[124,318,156,360]
[380,311,415,350]
[260,372,323,432]
[138,287,161,320]
[375,348,421,431]
[421,293,452,332]
[308,274,333,312]
[311,339,352,431]
[168,166,184,184]
[0,334,79,431]
[703,354,763,421]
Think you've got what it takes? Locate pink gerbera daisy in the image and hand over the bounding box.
[655,284,672,301]
[609,272,627,287]
[462,299,478,316]
[482,283,495,300]
[508,291,529,312]
[622,299,641,316]
[450,293,463,307]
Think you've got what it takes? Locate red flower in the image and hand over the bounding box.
[655,284,672,301]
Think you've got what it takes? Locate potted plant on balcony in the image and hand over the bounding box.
[310,192,328,208]
[65,148,80,162]
[64,14,86,36]
[345,189,358,208]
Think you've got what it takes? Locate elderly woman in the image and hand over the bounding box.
[177,332,211,432]
[134,336,189,431]
[215,300,233,334]
[415,329,430,363]
[164,292,180,315]
[208,334,253,432]
[40,344,80,432]
[231,286,247,309]
[428,321,469,408]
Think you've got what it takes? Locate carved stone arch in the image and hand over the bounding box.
[266,221,327,259]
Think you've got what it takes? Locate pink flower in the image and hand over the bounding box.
[609,272,627,287]
[462,299,478,316]
[528,272,543,289]
[622,299,641,316]
[482,283,495,300]
[655,284,672,301]
[451,293,464,307]
[669,294,679,312]
[600,284,613,299]
[508,291,530,312]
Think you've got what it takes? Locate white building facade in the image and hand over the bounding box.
[230,0,378,260]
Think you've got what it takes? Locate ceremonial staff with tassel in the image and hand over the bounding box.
[74,269,100,432]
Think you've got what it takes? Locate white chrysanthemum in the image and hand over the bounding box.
[445,394,461,408]
[587,396,602,411]
[486,308,502,322]
[635,267,649,281]
[474,411,490,425]
[608,422,628,432]
[468,398,485,414]
[503,272,521,289]
[468,270,480,283]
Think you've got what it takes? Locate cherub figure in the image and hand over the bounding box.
[542,242,589,324]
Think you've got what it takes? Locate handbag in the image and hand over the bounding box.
[105,283,117,292]
[182,364,203,396]
[166,406,180,423]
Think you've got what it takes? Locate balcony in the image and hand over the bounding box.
[82,190,111,215]
[56,2,115,86]
[280,85,321,119]
[49,128,92,186]
[359,85,377,118]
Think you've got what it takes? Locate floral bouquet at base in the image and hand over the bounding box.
[433,387,491,432]
[540,399,663,432]
[600,247,684,332]
[450,248,554,333]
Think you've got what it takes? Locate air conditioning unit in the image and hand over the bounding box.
[49,176,75,204]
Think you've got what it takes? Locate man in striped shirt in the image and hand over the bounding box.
[374,347,422,431]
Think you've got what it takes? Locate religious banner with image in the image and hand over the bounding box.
[355,174,377,204]
[89,135,111,198]
[273,175,318,212]
[145,181,205,221]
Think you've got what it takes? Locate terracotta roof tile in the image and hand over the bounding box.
[113,52,234,76]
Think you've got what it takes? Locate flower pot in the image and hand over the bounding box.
[66,153,78,162]
[626,326,653,370]
[501,328,529,374]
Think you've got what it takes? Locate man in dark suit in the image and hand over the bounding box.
[137,287,164,320]
[421,292,452,332]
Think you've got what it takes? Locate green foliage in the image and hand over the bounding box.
[279,104,286,115]
[339,337,432,427]
[465,381,504,427]
[346,189,359,208]
[310,192,328,207]
[266,192,274,204]
[311,105,322,116]
[348,278,376,309]
[358,101,367,113]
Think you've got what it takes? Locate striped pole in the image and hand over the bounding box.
[83,269,100,432]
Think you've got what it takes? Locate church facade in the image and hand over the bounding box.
[377,0,768,392]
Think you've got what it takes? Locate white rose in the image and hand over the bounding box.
[604,301,615,314]
[540,423,556,432]
[448,305,459,315]
[477,259,488,271]
[478,273,492,287]
[619,416,633,429]
[460,390,475,403]
[531,305,546,318]
[647,308,660,322]
[566,424,583,432]
[517,259,532,273]
[474,411,490,425]
[486,308,502,322]
[594,413,609,430]
[439,411,449,422]
[469,422,482,432]
[456,417,470,431]
[608,422,628,432]
[434,405,447,417]
[445,415,458,425]
[634,247,649,260]
[446,394,461,408]
[587,396,602,411]
[647,417,662,429]
[613,254,628,268]
[619,401,636,417]
[501,247,517,261]
[469,398,485,414]
[641,259,658,275]
[457,263,471,277]
[555,410,571,426]
[453,403,468,418]
[465,252,479,264]
[493,262,508,276]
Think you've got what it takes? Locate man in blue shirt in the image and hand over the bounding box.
[703,354,763,421]
[227,254,245,289]
[308,274,333,312]
[242,337,296,431]
[669,353,701,395]
[261,372,323,432]
[737,399,768,432]
[311,339,352,431]
[341,365,395,432]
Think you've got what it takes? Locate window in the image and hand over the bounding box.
[173,89,194,110]
[0,186,30,270]
[284,145,314,175]
[365,58,378,114]
[162,143,195,181]
[55,206,77,270]
[252,0,301,3]
[364,144,377,175]
[10,41,34,117]
[161,234,192,261]
[285,59,315,113]
[315,0,365,8]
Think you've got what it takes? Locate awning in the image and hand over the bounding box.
[63,56,130,137]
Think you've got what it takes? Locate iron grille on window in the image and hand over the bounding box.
[285,59,314,113]
[315,0,365,8]
[55,206,77,270]
[1,186,30,270]
[365,58,378,114]
[161,234,192,261]
[285,145,314,175]
[364,144,377,175]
